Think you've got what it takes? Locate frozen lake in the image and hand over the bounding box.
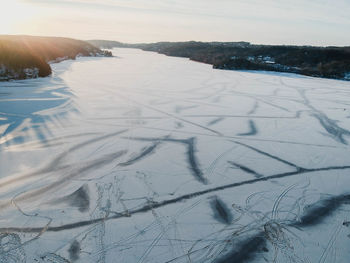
[1,48,350,262]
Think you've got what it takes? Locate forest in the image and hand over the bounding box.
[89,40,350,80]
[0,35,111,80]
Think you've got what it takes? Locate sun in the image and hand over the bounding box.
[0,0,38,34]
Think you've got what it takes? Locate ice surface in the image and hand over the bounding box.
[1,48,350,262]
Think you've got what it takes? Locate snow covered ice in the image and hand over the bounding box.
[1,48,350,262]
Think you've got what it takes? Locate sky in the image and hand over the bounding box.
[1,0,350,46]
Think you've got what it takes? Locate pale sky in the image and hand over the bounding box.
[1,0,350,46]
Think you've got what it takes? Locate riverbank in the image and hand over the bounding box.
[0,35,112,81]
[89,40,350,81]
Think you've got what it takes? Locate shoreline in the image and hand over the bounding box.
[88,40,350,82]
[0,35,112,82]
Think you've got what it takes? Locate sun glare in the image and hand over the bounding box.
[0,0,38,34]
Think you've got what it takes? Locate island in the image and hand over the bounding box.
[88,40,350,81]
[0,35,112,81]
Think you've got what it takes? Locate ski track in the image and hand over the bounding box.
[1,48,350,262]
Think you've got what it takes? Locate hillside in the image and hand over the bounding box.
[0,35,112,81]
[88,40,350,81]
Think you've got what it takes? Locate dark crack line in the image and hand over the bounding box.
[231,140,302,169]
[247,101,259,115]
[95,122,341,148]
[0,150,127,210]
[216,234,266,263]
[237,120,257,136]
[228,161,263,178]
[114,91,222,136]
[2,165,350,233]
[187,137,208,184]
[210,196,233,224]
[0,129,129,189]
[207,117,224,126]
[312,112,350,145]
[284,81,350,145]
[119,142,161,167]
[183,114,297,119]
[122,136,208,184]
[216,193,350,263]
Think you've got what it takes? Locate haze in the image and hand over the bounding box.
[1,0,350,46]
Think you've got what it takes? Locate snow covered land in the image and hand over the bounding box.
[1,48,350,262]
